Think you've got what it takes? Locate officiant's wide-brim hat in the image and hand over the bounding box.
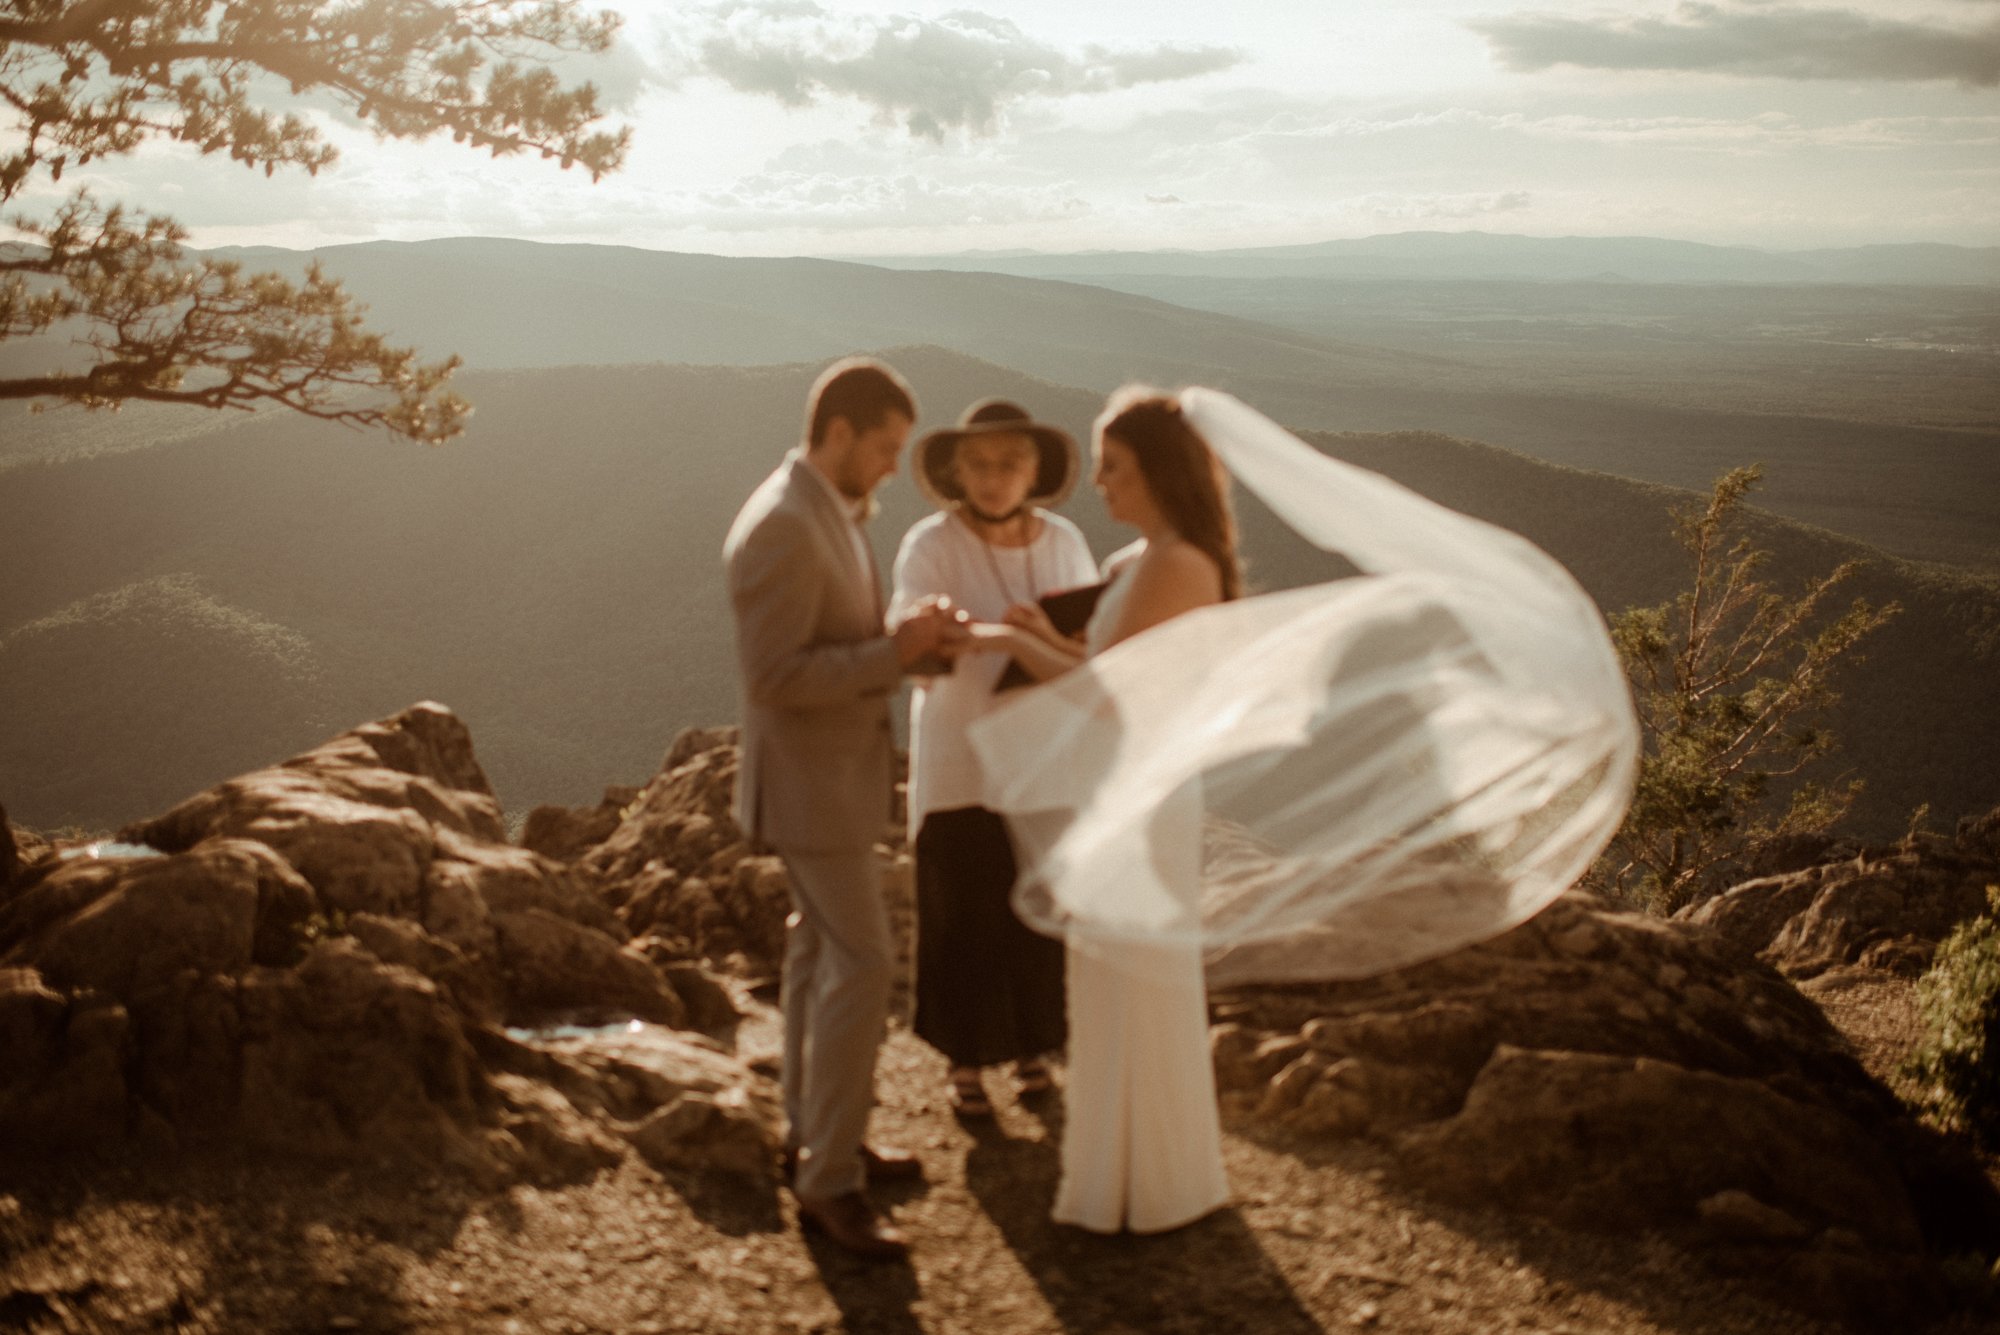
[917,399,1078,509]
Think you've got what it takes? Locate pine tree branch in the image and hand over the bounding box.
[0,1,628,438]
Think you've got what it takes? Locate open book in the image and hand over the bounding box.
[993,580,1109,692]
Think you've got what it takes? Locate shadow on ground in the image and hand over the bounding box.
[962,1106,1323,1335]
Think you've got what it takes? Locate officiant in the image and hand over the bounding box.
[888,399,1098,1119]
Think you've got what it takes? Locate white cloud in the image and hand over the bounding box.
[658,2,1240,138]
[1471,3,2000,87]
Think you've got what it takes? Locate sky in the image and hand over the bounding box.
[42,0,2000,255]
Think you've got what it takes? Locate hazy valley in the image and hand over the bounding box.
[3,318,1995,835]
[3,234,1995,834]
[11,238,1997,568]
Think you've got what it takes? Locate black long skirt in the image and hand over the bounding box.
[912,806,1068,1068]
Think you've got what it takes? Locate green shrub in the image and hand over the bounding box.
[1906,886,2000,1148]
[1587,466,1897,913]
[295,909,351,949]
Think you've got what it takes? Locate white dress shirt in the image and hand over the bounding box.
[889,509,1098,835]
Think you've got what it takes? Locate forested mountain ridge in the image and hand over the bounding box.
[4,348,1992,834]
[6,236,1989,572]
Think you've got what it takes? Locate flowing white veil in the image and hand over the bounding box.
[968,389,1639,985]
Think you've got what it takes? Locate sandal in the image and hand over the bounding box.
[1015,1058,1054,1096]
[948,1067,993,1119]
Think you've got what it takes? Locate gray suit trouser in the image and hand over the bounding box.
[776,846,894,1201]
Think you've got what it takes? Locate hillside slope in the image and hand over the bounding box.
[2,348,1992,833]
[6,237,1990,570]
[858,231,2000,285]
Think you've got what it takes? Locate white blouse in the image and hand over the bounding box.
[890,509,1099,835]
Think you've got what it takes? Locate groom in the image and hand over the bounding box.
[724,356,964,1259]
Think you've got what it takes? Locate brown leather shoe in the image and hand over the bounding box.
[859,1143,923,1181]
[781,1144,924,1185]
[797,1191,909,1260]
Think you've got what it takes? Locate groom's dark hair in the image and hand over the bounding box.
[805,357,917,448]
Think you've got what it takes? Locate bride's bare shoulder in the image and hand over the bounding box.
[1138,537,1224,595]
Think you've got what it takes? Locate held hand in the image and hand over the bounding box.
[894,603,975,670]
[893,606,945,669]
[892,593,957,628]
[1003,601,1064,647]
[934,615,975,661]
[953,622,1019,655]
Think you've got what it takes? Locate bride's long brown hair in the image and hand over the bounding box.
[1097,386,1244,601]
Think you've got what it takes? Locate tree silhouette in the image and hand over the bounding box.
[0,0,630,442]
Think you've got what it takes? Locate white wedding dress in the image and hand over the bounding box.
[970,390,1638,1233]
[1050,561,1231,1234]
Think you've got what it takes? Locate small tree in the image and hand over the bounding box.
[1906,887,2000,1149]
[0,0,631,442]
[1591,466,1898,912]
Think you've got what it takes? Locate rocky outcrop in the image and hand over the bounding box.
[0,807,54,893]
[569,726,791,971]
[1679,807,2000,979]
[554,726,1993,1326]
[545,727,914,984]
[11,703,1991,1326]
[520,785,640,863]
[0,704,768,1184]
[1215,891,2000,1328]
[1,805,18,890]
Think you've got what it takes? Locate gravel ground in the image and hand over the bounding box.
[9,991,1959,1335]
[1799,966,1927,1097]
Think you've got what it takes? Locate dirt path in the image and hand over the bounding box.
[3,1001,1916,1335]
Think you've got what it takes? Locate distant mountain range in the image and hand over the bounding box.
[4,236,1994,837]
[6,236,1991,571]
[2,349,1994,837]
[849,231,2000,287]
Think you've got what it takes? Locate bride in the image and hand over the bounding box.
[964,386,1242,1232]
[962,385,1640,1235]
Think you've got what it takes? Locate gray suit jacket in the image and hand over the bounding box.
[724,452,902,852]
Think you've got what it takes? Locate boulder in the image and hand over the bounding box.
[491,908,685,1027]
[0,808,55,896]
[520,785,640,863]
[131,771,439,920]
[0,804,17,890]
[625,1089,773,1179]
[1400,1045,1919,1248]
[434,827,619,935]
[483,1023,778,1180]
[1698,1189,1815,1244]
[484,1072,626,1185]
[573,728,792,967]
[627,945,742,1035]
[0,968,130,1151]
[1213,895,1877,1126]
[344,912,499,1022]
[0,704,772,1185]
[573,726,914,982]
[10,840,305,1000]
[235,938,490,1161]
[1680,811,2000,979]
[1217,889,2000,1327]
[127,702,503,851]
